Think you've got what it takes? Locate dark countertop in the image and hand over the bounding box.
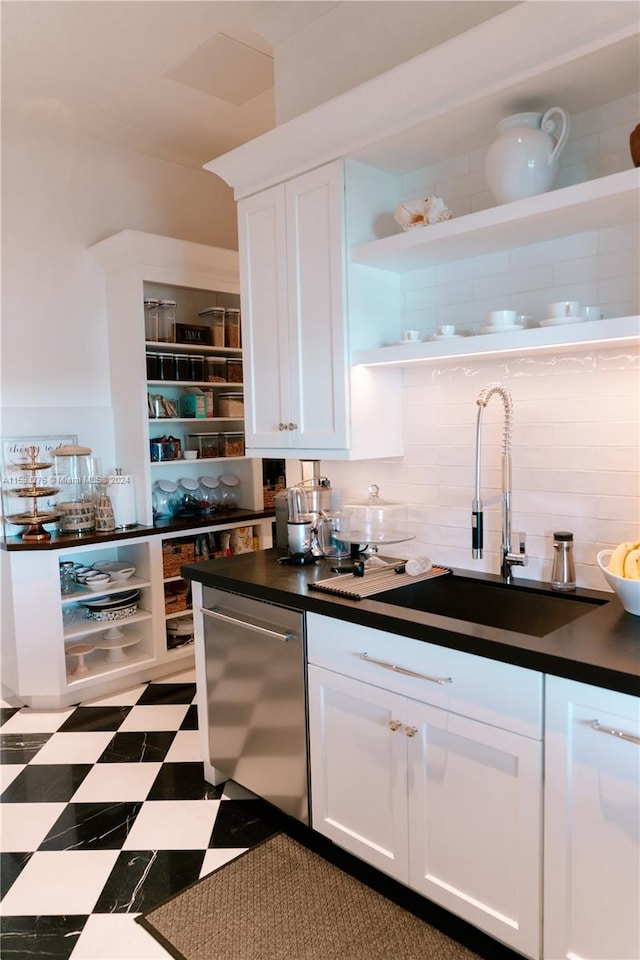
[2,509,274,551]
[182,549,640,697]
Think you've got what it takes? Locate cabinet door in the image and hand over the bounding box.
[544,677,640,960]
[284,161,348,451]
[408,699,542,959]
[308,665,409,883]
[238,183,292,449]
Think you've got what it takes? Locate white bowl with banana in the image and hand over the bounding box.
[597,541,640,616]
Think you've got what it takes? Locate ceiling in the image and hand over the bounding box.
[1,0,516,171]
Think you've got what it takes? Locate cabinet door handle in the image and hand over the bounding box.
[388,719,403,732]
[278,422,287,431]
[360,653,452,685]
[404,726,418,738]
[591,720,640,745]
[288,422,298,431]
[202,607,295,642]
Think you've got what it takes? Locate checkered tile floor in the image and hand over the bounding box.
[0,667,279,959]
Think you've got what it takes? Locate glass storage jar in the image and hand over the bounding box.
[189,354,205,382]
[220,432,245,457]
[175,477,202,518]
[227,358,243,384]
[144,299,160,341]
[219,474,239,510]
[206,356,227,383]
[175,354,190,381]
[54,448,99,535]
[217,393,244,417]
[188,433,219,459]
[158,300,177,342]
[198,308,225,347]
[224,308,241,348]
[146,353,159,380]
[152,479,179,519]
[199,476,220,514]
[157,353,176,381]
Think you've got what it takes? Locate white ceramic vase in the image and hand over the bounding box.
[485,108,570,205]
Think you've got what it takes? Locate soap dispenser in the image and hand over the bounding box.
[551,531,576,592]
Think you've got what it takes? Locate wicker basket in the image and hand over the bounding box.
[162,540,196,578]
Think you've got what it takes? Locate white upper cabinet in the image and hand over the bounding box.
[238,161,403,460]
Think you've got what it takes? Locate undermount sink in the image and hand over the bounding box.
[377,573,607,637]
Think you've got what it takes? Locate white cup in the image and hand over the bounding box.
[548,301,581,319]
[183,450,198,460]
[582,305,602,321]
[402,329,421,341]
[438,324,455,337]
[487,309,517,327]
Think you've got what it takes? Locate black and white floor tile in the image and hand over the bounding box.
[0,668,279,959]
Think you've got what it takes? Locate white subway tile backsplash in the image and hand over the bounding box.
[510,231,598,270]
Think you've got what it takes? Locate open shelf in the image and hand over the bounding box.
[349,171,639,273]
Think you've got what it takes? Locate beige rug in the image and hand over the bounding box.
[138,832,483,960]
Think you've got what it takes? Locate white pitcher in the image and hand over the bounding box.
[485,107,570,205]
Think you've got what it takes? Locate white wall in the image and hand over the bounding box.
[325,95,640,591]
[1,113,238,470]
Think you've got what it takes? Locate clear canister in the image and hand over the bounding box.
[220,432,245,457]
[206,357,227,383]
[59,560,76,595]
[174,355,190,381]
[199,308,225,347]
[224,308,242,348]
[157,353,176,381]
[199,476,220,513]
[227,358,243,384]
[219,474,239,509]
[188,433,219,459]
[146,353,159,380]
[144,299,159,341]
[158,300,177,342]
[54,448,99,534]
[189,354,205,382]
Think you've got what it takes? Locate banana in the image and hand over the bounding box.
[608,541,637,577]
[623,547,640,580]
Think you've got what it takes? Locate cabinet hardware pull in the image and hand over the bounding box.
[360,653,452,685]
[202,607,295,643]
[288,423,298,431]
[278,422,287,431]
[404,726,418,738]
[591,721,640,745]
[388,719,403,732]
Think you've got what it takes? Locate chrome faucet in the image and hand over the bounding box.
[472,383,527,583]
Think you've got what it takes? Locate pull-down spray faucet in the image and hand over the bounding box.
[472,383,527,583]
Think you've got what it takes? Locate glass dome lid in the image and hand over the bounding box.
[341,484,415,545]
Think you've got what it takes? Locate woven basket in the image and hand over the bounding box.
[162,541,196,578]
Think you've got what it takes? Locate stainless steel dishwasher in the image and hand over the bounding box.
[201,586,309,824]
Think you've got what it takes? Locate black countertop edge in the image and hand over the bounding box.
[1,509,274,551]
[182,550,640,698]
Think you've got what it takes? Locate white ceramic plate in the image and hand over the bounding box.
[540,316,585,327]
[431,334,463,340]
[479,324,522,334]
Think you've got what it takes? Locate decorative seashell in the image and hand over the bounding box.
[394,196,453,231]
[394,200,427,231]
[423,196,453,224]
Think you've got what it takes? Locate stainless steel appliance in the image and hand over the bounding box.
[201,586,309,824]
[274,460,332,553]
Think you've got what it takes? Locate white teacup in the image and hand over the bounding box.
[402,329,421,342]
[486,309,517,327]
[582,305,602,321]
[548,301,581,319]
[438,325,456,337]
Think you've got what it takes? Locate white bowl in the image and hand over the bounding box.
[85,575,112,591]
[93,561,136,581]
[109,568,136,581]
[596,550,640,616]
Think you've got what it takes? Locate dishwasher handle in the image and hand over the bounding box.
[201,606,295,642]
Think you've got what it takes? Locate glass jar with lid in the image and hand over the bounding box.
[175,477,202,518]
[198,308,225,348]
[144,299,160,341]
[206,356,227,383]
[158,300,177,342]
[188,433,219,459]
[175,354,190,381]
[227,358,243,384]
[189,354,205,383]
[157,353,176,381]
[199,476,220,514]
[152,479,179,519]
[219,474,239,510]
[220,432,245,457]
[224,308,241,348]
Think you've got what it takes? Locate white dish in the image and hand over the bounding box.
[479,324,523,334]
[93,561,136,580]
[540,316,585,327]
[395,339,423,346]
[431,334,463,341]
[85,577,112,591]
